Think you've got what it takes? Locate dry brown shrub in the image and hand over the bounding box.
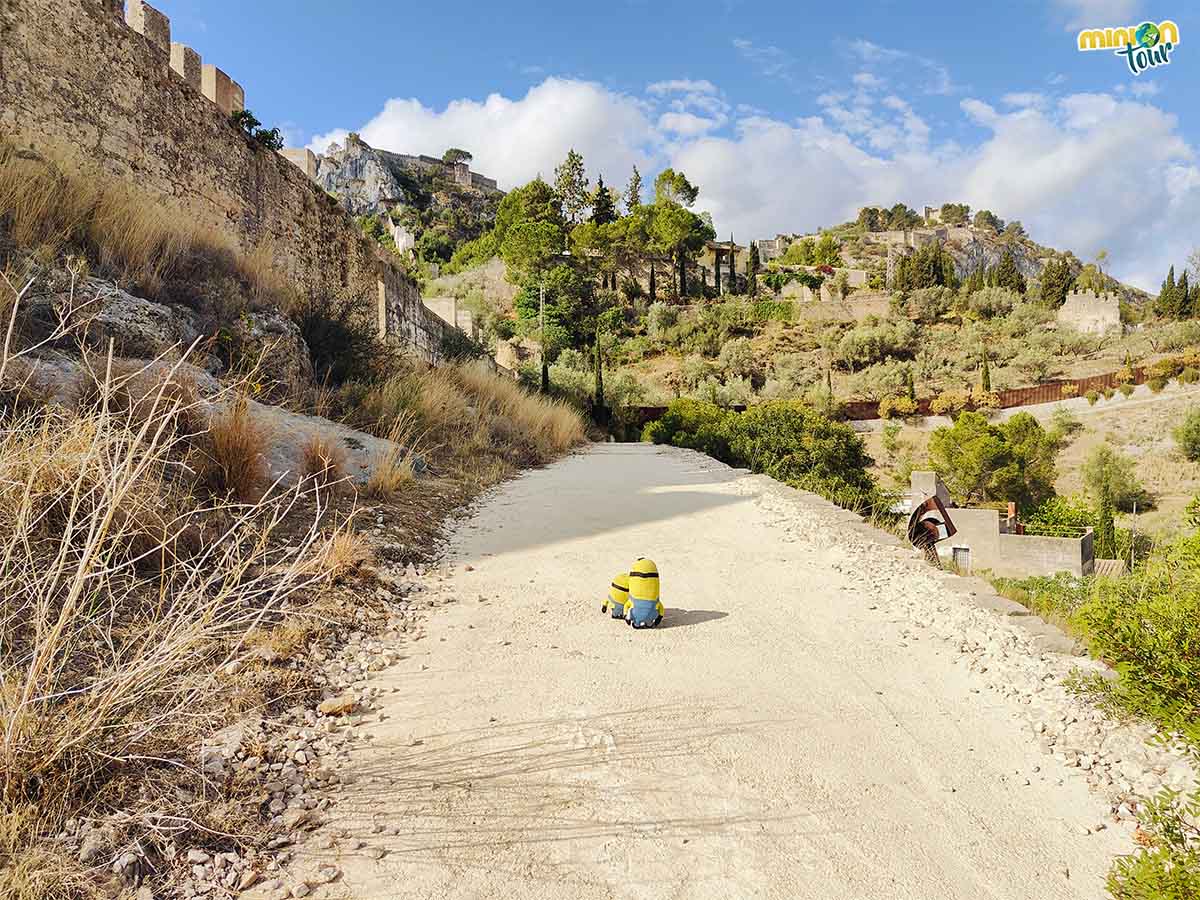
[302,524,373,582]
[366,415,422,500]
[198,394,269,501]
[0,142,290,310]
[301,432,347,487]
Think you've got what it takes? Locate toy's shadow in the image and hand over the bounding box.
[659,609,728,629]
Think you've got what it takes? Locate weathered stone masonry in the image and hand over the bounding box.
[0,0,457,362]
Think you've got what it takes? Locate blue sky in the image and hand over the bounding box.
[155,0,1197,289]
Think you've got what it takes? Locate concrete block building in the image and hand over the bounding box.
[910,472,1095,578]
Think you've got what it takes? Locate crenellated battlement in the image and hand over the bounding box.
[113,0,245,115]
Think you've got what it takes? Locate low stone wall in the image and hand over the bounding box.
[0,0,457,363]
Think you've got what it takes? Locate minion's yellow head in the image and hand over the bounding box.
[629,557,659,602]
[608,573,630,608]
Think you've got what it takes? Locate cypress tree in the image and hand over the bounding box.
[981,347,991,392]
[1158,265,1177,318]
[905,366,916,400]
[993,249,1027,294]
[748,241,760,297]
[1179,270,1192,318]
[649,260,656,302]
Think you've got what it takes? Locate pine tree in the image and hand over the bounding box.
[624,166,643,215]
[1095,484,1116,559]
[554,148,589,226]
[980,347,991,392]
[590,173,617,225]
[748,241,760,297]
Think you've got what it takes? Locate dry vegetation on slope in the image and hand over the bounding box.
[0,142,585,897]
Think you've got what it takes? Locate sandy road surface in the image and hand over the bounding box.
[285,444,1131,899]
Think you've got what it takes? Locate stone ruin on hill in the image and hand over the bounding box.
[1056,290,1121,335]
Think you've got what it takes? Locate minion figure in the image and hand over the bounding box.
[626,557,664,628]
[601,572,630,620]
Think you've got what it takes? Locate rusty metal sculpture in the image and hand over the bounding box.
[908,494,956,565]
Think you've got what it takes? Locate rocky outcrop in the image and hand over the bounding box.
[27,279,206,360]
[312,134,501,249]
[228,310,313,390]
[315,136,412,217]
[949,233,1045,280]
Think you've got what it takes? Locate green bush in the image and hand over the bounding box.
[967,286,1019,320]
[749,299,795,322]
[643,398,733,461]
[1086,389,1100,405]
[1148,376,1169,393]
[1107,776,1200,898]
[834,318,918,371]
[644,399,879,512]
[900,286,955,325]
[1181,367,1200,385]
[727,402,875,495]
[1119,382,1136,397]
[717,336,757,380]
[645,301,678,339]
[1076,534,1200,727]
[1176,408,1200,461]
[1082,444,1152,512]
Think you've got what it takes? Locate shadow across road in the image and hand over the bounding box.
[659,608,728,629]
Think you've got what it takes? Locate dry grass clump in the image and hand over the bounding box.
[197,394,270,501]
[0,142,287,307]
[453,359,586,458]
[301,432,347,488]
[302,524,374,582]
[366,416,422,500]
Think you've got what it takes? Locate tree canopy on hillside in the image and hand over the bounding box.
[928,411,1058,510]
[893,240,958,291]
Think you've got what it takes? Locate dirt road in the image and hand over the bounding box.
[285,444,1134,899]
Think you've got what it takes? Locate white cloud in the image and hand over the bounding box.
[673,93,1196,290]
[852,72,885,89]
[308,76,1197,291]
[1051,0,1144,29]
[1001,92,1049,108]
[657,112,721,136]
[848,39,956,95]
[1129,80,1162,97]
[309,78,657,190]
[647,79,718,96]
[732,38,799,85]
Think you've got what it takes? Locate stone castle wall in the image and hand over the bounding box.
[0,0,457,362]
[1057,290,1121,335]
